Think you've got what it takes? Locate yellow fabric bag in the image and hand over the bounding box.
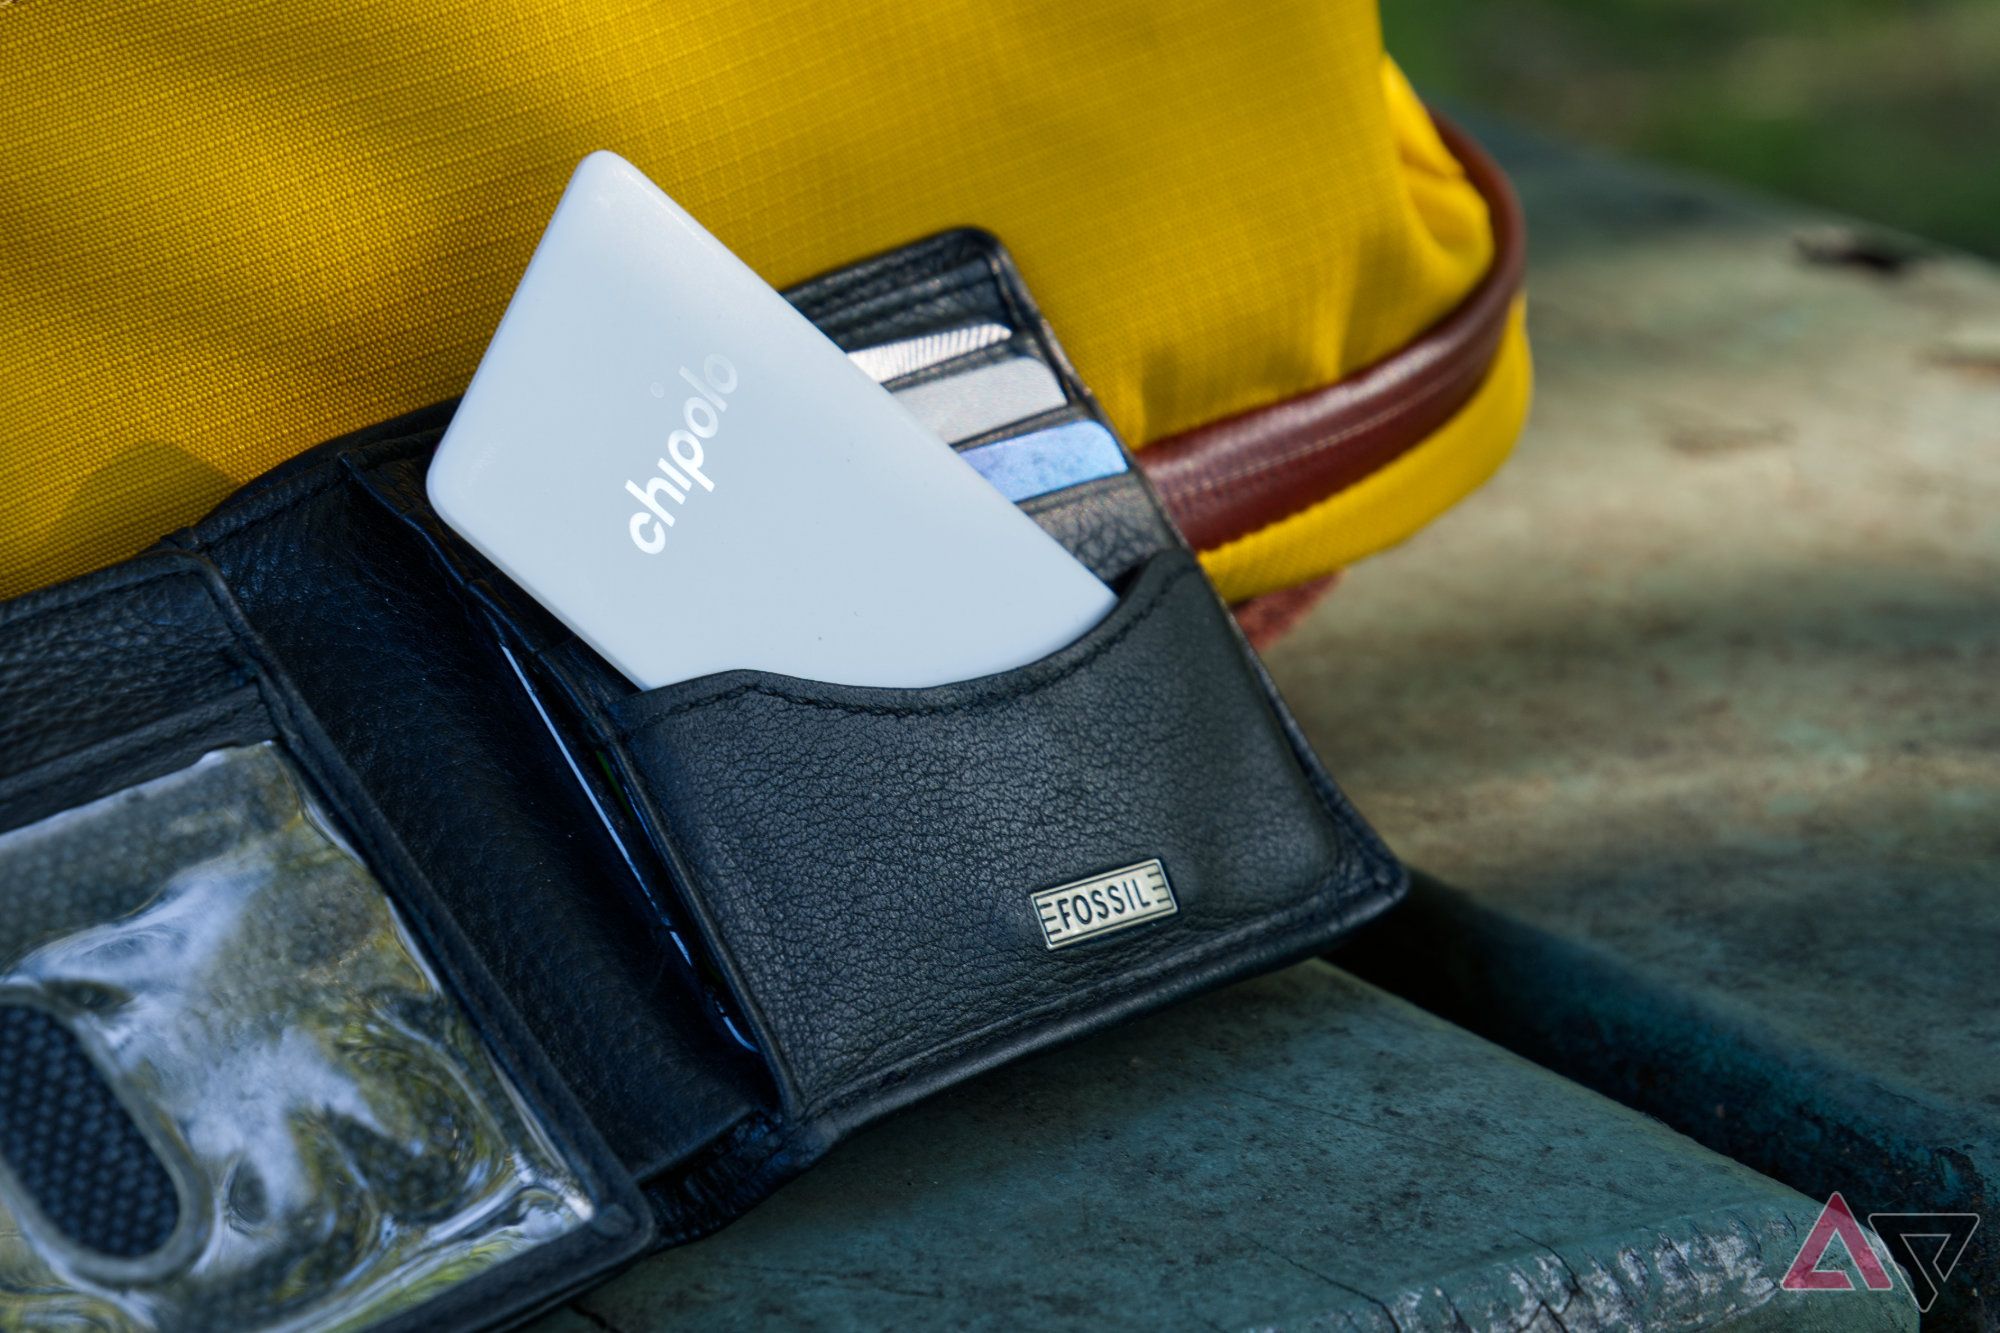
[0,0,1527,604]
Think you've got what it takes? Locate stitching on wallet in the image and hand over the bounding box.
[181,427,442,549]
[0,689,260,808]
[0,564,229,645]
[626,560,1199,731]
[796,240,993,329]
[183,469,347,546]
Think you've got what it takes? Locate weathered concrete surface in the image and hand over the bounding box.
[537,963,1910,1331]
[1280,121,2000,1328]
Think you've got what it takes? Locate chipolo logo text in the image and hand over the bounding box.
[625,354,739,554]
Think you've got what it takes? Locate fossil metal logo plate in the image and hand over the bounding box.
[1032,859,1177,950]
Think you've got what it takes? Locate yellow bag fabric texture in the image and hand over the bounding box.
[0,0,1524,603]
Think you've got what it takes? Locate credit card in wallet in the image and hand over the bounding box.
[427,152,1115,691]
[958,420,1130,503]
[891,354,1068,443]
[848,322,1011,381]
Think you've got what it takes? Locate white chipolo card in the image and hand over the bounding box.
[428,152,1116,691]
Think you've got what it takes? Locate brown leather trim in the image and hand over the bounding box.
[1140,111,1525,553]
[1231,572,1340,651]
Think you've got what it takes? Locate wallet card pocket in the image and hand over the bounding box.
[599,548,1401,1118]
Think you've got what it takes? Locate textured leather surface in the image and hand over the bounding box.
[1021,469,1176,583]
[108,231,1409,1251]
[0,556,267,822]
[785,230,1015,352]
[0,551,652,1330]
[609,550,1396,1114]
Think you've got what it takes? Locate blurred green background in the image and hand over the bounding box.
[1385,0,2000,257]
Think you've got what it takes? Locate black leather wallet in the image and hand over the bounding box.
[0,231,1405,1329]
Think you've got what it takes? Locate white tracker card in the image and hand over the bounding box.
[428,152,1115,690]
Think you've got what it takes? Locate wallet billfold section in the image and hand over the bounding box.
[0,231,1406,1329]
[0,556,649,1330]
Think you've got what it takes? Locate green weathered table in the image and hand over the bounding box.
[1291,121,1999,1328]
[539,964,1909,1331]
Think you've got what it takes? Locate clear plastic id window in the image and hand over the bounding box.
[0,744,591,1331]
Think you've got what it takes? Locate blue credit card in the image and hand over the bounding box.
[957,419,1129,503]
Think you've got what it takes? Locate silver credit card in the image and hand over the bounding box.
[891,354,1069,444]
[847,322,1013,381]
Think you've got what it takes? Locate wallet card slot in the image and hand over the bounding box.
[786,230,1015,352]
[596,548,1401,1117]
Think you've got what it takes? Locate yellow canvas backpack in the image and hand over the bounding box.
[0,0,1526,608]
